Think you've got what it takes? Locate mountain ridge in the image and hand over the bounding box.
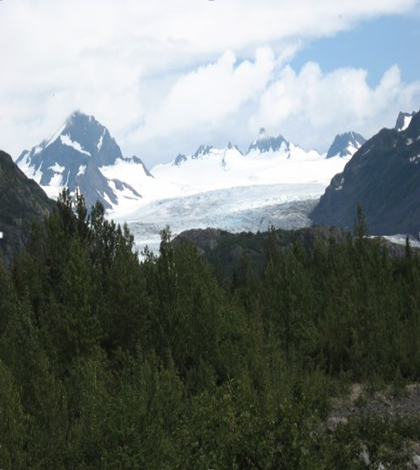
[310,110,420,236]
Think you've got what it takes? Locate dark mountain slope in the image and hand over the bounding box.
[0,150,56,266]
[310,111,420,236]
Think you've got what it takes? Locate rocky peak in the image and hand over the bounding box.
[247,129,289,154]
[326,131,366,159]
[395,111,416,132]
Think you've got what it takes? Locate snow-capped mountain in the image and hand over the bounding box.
[326,131,366,159]
[151,128,351,195]
[15,111,372,253]
[124,129,354,251]
[16,112,152,210]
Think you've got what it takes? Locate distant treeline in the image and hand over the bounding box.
[1,192,420,468]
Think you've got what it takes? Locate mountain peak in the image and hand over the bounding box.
[227,142,243,154]
[395,111,416,132]
[326,131,366,159]
[21,111,124,169]
[193,145,214,159]
[15,112,152,210]
[257,128,268,140]
[173,153,187,167]
[248,129,289,154]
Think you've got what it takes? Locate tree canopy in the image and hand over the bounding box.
[0,193,419,468]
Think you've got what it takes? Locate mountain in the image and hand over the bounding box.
[167,126,363,174]
[310,110,420,236]
[326,131,366,158]
[395,111,416,132]
[16,112,152,211]
[171,129,293,170]
[247,128,290,154]
[0,150,56,267]
[127,129,356,252]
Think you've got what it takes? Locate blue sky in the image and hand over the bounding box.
[0,0,419,167]
[291,13,420,87]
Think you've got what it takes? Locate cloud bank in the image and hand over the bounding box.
[0,0,419,164]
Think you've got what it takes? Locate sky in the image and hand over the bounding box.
[1,0,420,167]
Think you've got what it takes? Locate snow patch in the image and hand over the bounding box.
[399,115,413,132]
[335,177,345,191]
[60,134,91,156]
[16,152,43,183]
[49,162,65,173]
[33,145,44,155]
[48,172,63,188]
[77,165,86,176]
[97,130,105,151]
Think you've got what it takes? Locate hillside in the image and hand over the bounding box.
[0,150,56,266]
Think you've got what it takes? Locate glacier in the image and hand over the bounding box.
[110,149,350,254]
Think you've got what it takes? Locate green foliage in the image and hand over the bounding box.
[2,194,420,467]
[0,359,27,470]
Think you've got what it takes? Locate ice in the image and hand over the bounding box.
[114,183,327,255]
[107,146,350,255]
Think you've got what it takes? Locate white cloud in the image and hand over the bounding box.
[250,63,420,152]
[0,0,419,162]
[132,47,275,142]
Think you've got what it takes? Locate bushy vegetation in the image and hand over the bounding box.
[1,193,420,468]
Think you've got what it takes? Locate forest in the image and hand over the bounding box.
[1,191,420,469]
